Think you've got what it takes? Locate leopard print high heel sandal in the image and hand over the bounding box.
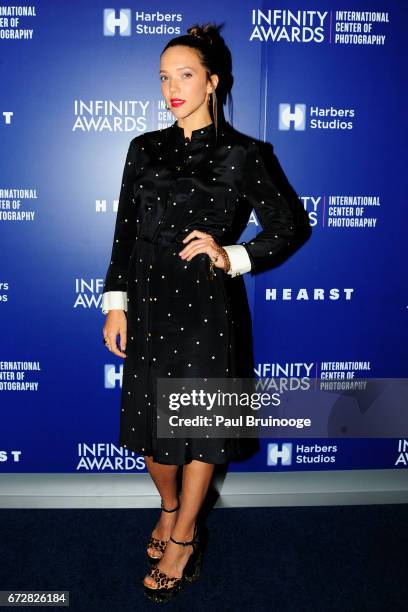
[143,522,202,603]
[146,496,180,563]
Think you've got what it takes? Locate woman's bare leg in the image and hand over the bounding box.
[144,459,215,586]
[144,455,180,559]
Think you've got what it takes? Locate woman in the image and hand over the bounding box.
[102,22,311,603]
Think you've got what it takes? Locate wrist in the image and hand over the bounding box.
[218,246,231,272]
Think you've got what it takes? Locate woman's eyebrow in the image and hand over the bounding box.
[159,66,196,73]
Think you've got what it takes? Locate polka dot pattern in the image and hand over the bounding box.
[102,117,300,465]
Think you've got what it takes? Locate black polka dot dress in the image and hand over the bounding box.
[102,117,305,465]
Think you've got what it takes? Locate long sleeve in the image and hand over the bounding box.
[238,139,311,275]
[101,291,128,314]
[223,244,252,277]
[101,137,140,314]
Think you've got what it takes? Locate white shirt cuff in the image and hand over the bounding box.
[223,245,252,277]
[101,291,128,314]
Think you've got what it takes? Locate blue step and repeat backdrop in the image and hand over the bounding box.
[1,1,407,473]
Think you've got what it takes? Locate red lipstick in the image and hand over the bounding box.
[170,99,186,107]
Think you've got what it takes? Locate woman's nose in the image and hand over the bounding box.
[168,82,180,94]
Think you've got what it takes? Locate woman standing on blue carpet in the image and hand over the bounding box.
[102,21,311,603]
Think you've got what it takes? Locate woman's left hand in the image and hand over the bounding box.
[179,230,227,270]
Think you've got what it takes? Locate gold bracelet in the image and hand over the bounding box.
[209,246,231,279]
[219,247,231,272]
[208,250,219,279]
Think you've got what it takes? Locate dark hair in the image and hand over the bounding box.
[161,22,234,134]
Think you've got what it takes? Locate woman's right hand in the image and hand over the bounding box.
[102,310,127,358]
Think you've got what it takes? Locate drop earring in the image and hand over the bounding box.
[210,91,218,139]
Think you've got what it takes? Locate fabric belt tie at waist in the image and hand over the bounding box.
[138,236,185,247]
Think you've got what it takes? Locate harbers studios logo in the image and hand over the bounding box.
[103,9,182,36]
[278,103,355,131]
[267,442,338,466]
[267,442,293,466]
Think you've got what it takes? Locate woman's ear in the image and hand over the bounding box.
[209,74,219,92]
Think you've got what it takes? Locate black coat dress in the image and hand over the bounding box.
[103,117,311,465]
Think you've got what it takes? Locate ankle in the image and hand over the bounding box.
[170,524,196,543]
[161,496,179,511]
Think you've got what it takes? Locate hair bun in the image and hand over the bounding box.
[187,23,219,45]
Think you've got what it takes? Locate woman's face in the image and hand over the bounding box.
[159,45,218,122]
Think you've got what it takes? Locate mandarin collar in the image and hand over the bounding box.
[171,117,227,143]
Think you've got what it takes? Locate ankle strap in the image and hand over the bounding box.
[160,497,180,513]
[169,535,196,548]
[169,524,198,548]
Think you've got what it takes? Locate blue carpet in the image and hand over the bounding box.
[0,505,407,611]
